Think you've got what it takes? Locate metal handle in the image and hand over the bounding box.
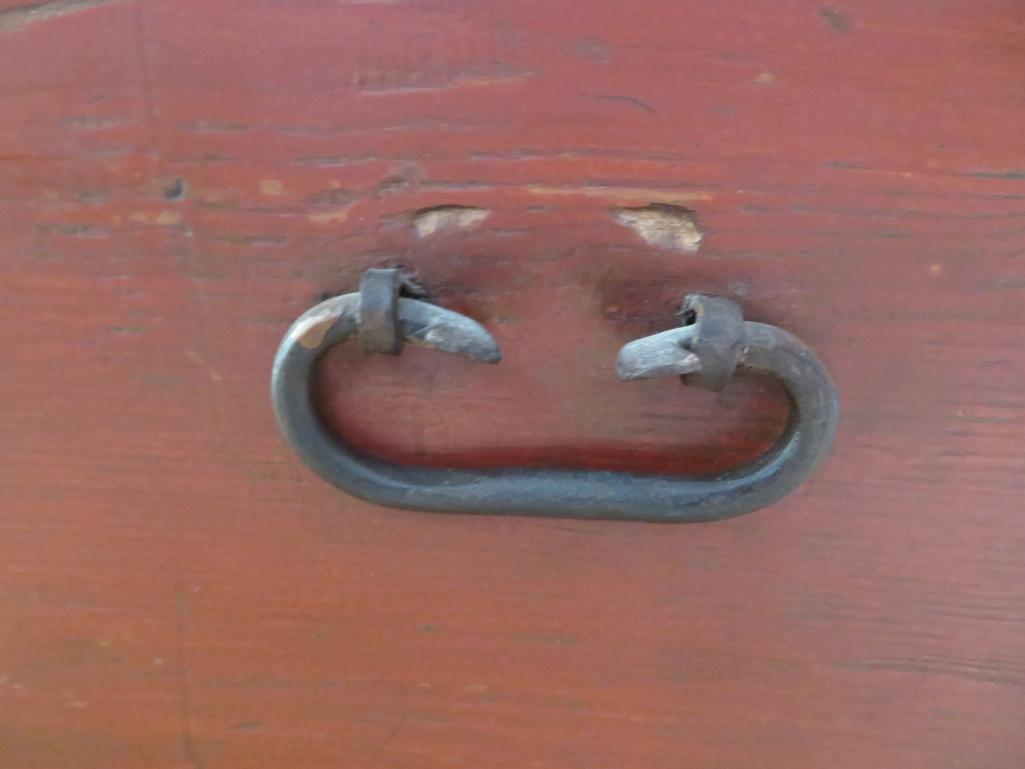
[271,270,839,522]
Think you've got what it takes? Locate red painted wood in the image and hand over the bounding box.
[2,1,1024,767]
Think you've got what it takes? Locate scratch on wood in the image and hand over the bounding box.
[578,92,655,115]
[834,656,1025,686]
[0,0,122,31]
[182,120,253,133]
[357,73,531,96]
[175,584,205,769]
[309,188,357,206]
[379,714,407,751]
[64,115,130,129]
[39,223,111,237]
[569,37,613,63]
[963,170,1025,180]
[526,185,712,205]
[129,210,182,226]
[288,154,367,168]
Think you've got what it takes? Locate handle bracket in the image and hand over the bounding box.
[272,270,839,522]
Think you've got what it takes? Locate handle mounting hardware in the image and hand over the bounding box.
[272,270,839,522]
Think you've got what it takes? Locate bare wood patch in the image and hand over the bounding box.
[411,205,491,238]
[610,204,704,253]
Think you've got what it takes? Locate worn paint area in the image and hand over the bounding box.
[291,295,358,349]
[0,0,121,32]
[307,208,351,225]
[128,210,182,226]
[611,204,704,253]
[259,179,287,196]
[5,1,1025,767]
[525,186,713,205]
[411,205,491,238]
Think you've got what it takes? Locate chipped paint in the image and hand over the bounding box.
[260,179,287,196]
[411,205,491,238]
[289,294,358,350]
[307,207,350,225]
[611,204,704,253]
[294,309,341,349]
[129,210,182,226]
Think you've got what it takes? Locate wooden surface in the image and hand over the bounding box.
[2,1,1025,767]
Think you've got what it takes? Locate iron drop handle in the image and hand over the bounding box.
[271,269,839,522]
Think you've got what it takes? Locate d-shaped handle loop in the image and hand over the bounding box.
[271,270,839,522]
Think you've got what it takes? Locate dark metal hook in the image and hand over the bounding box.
[271,270,839,522]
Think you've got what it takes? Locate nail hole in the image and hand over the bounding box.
[163,178,187,201]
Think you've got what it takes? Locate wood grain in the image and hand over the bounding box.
[1,1,1024,767]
